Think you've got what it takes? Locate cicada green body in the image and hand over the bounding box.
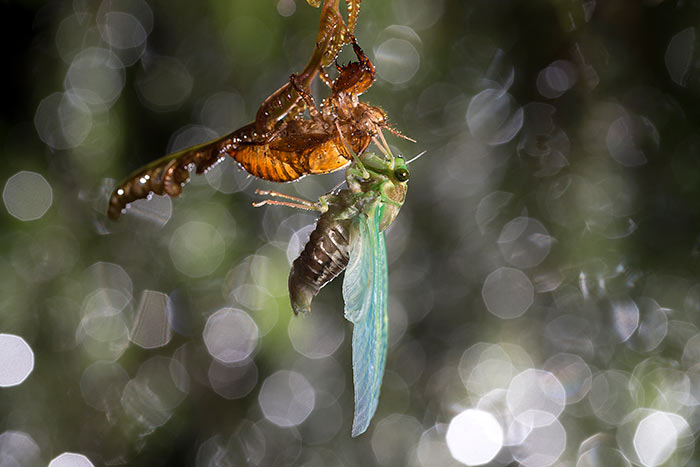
[259,150,410,436]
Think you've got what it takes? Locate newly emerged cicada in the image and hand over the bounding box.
[255,141,417,436]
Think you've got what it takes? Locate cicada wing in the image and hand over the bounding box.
[342,211,373,322]
[342,204,388,437]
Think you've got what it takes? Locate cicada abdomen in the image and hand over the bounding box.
[288,193,357,314]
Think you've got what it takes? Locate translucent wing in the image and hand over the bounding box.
[342,203,388,437]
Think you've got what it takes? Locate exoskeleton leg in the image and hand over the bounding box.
[334,120,369,179]
[320,68,333,89]
[289,74,323,122]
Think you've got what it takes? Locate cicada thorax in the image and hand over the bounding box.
[288,190,358,315]
[378,185,407,231]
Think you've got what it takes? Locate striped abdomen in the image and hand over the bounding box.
[289,206,353,315]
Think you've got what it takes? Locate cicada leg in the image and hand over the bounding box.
[253,0,343,134]
[346,0,361,35]
[335,120,369,179]
[372,132,393,162]
[253,189,327,212]
[289,74,323,122]
[287,101,308,121]
[318,3,349,68]
[320,68,333,89]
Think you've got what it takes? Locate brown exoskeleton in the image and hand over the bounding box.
[107,0,412,221]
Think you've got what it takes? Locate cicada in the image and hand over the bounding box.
[255,145,412,436]
[106,0,417,436]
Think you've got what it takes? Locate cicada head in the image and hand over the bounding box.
[392,156,410,183]
[356,152,410,231]
[378,156,409,231]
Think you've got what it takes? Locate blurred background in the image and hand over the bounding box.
[2,0,700,465]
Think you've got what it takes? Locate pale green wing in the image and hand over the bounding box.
[342,203,388,437]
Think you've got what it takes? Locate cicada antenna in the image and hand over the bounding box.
[406,150,427,165]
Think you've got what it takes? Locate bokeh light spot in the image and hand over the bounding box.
[136,55,193,111]
[371,414,423,466]
[536,60,577,99]
[34,91,93,149]
[589,370,643,426]
[665,27,695,87]
[446,409,503,466]
[80,360,129,412]
[606,116,647,167]
[617,408,694,466]
[49,452,95,467]
[208,359,258,400]
[169,221,226,277]
[258,370,315,427]
[200,91,247,136]
[277,0,296,17]
[497,217,553,269]
[466,88,523,145]
[3,171,53,221]
[98,12,147,49]
[511,419,566,467]
[121,356,189,431]
[125,193,172,226]
[633,412,686,466]
[506,369,566,427]
[203,308,258,364]
[64,47,125,112]
[288,311,344,359]
[375,38,420,84]
[482,267,534,319]
[0,431,41,466]
[0,334,34,387]
[130,290,172,349]
[543,353,592,404]
[581,451,630,467]
[611,297,640,343]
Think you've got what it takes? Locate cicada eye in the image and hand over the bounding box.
[394,168,410,182]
